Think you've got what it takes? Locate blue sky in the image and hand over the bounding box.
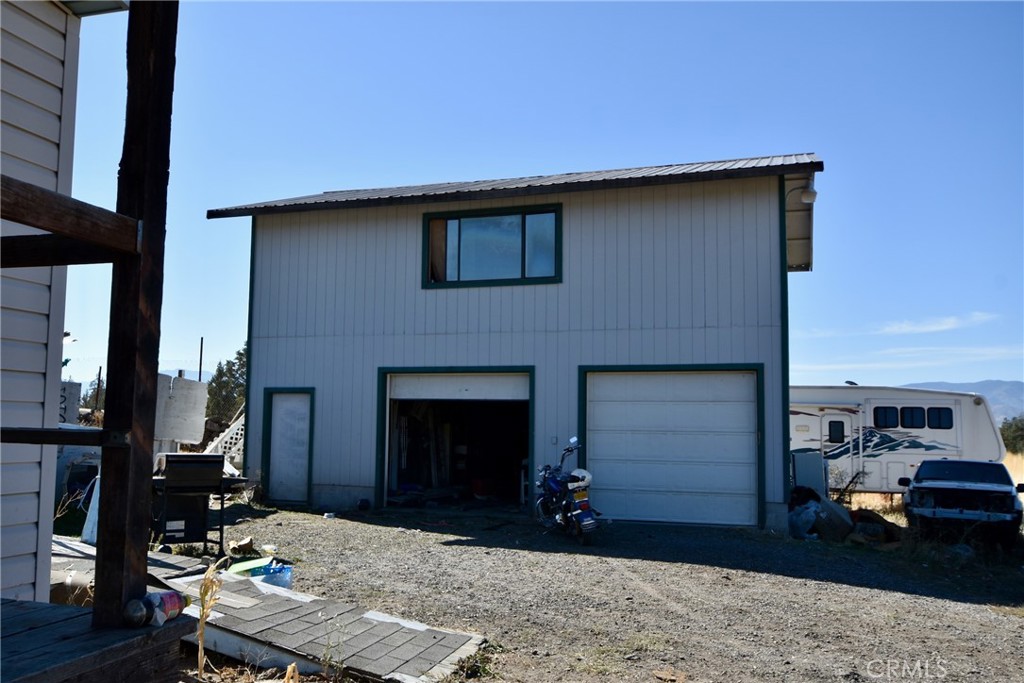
[63,1,1023,389]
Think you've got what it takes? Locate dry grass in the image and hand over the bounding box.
[1004,451,1024,487]
[990,605,1024,618]
[196,557,230,681]
[849,492,906,526]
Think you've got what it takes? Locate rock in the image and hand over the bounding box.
[228,536,255,555]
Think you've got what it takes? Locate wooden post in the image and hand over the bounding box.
[92,1,179,628]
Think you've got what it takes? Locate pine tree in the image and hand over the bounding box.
[206,344,247,424]
[82,375,105,411]
[1001,415,1024,454]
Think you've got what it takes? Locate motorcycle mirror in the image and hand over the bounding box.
[568,436,579,447]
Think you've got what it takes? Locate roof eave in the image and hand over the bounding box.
[60,1,129,18]
[207,158,824,220]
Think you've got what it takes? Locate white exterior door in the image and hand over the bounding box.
[267,392,313,503]
[586,371,758,525]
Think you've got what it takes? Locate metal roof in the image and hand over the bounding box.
[207,153,823,219]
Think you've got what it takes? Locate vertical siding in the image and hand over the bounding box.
[0,0,78,600]
[247,177,786,508]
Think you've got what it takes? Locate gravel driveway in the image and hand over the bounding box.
[225,503,1024,683]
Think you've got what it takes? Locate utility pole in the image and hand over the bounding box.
[94,366,103,410]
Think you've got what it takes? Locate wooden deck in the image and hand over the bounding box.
[14,538,485,682]
[0,598,195,683]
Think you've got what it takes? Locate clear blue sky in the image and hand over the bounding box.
[63,1,1023,389]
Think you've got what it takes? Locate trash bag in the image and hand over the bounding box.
[789,500,820,540]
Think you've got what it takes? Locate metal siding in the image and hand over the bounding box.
[248,179,786,511]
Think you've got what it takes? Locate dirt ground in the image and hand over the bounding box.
[177,499,1024,683]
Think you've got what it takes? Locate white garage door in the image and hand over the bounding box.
[586,371,758,526]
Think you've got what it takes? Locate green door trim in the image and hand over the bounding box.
[577,363,766,528]
[375,366,535,508]
[261,387,315,506]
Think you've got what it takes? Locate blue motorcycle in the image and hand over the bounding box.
[536,437,600,545]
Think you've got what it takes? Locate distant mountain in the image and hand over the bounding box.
[902,380,1024,423]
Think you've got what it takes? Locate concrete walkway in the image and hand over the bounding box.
[50,539,484,682]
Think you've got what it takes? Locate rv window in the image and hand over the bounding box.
[827,420,846,444]
[900,406,926,429]
[927,407,953,430]
[873,406,899,429]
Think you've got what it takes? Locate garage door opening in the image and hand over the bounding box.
[387,399,529,507]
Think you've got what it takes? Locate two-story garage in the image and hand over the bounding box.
[208,153,823,529]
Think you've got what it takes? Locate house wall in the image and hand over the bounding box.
[246,176,788,513]
[1,0,80,600]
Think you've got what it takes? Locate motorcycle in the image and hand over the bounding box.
[536,437,599,544]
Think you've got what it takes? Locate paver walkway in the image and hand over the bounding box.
[165,571,482,681]
[50,538,483,682]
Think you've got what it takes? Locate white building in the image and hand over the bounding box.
[1,0,127,601]
[209,153,823,529]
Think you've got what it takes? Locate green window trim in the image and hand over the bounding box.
[422,204,563,288]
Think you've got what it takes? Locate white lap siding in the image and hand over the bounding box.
[1,0,80,600]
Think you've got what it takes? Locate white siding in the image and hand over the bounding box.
[0,0,79,600]
[247,176,787,513]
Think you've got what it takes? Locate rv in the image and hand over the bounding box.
[790,385,1006,493]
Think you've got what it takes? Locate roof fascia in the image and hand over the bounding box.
[207,159,825,220]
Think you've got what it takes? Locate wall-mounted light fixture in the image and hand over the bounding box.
[785,179,817,205]
[799,180,817,204]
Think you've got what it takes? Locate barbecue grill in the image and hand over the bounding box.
[151,453,246,555]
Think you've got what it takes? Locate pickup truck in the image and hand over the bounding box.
[899,459,1024,548]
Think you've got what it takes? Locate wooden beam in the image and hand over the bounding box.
[0,428,129,448]
[0,174,138,253]
[0,235,125,268]
[92,0,178,629]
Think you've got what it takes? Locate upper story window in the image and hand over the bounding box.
[424,205,561,288]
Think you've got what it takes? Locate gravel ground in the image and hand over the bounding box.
[216,502,1024,683]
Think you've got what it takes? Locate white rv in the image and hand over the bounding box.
[790,385,1006,493]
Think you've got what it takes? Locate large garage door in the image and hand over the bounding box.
[586,371,758,526]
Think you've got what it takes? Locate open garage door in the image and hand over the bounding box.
[385,372,530,507]
[585,370,759,525]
